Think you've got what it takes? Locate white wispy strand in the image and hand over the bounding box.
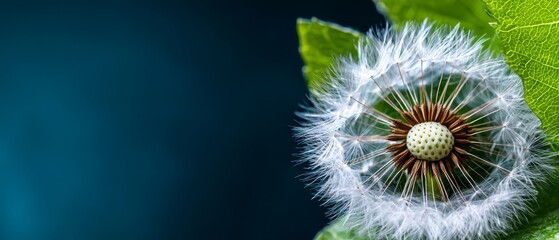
[295,21,555,239]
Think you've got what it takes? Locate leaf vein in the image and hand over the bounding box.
[509,49,559,75]
[501,20,559,32]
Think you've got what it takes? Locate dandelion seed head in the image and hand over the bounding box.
[295,21,555,239]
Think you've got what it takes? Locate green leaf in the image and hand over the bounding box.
[506,178,559,239]
[483,0,559,154]
[507,209,559,240]
[314,219,369,240]
[373,0,499,50]
[477,0,559,235]
[297,18,363,91]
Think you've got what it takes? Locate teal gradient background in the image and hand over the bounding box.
[0,0,383,239]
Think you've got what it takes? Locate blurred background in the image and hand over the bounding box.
[0,0,383,239]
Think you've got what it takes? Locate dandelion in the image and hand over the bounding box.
[296,21,554,239]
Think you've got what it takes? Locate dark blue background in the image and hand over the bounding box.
[0,0,383,239]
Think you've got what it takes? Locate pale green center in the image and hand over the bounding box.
[406,122,454,161]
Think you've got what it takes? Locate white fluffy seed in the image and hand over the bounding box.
[406,122,454,161]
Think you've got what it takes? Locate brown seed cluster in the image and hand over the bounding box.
[386,103,473,200]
